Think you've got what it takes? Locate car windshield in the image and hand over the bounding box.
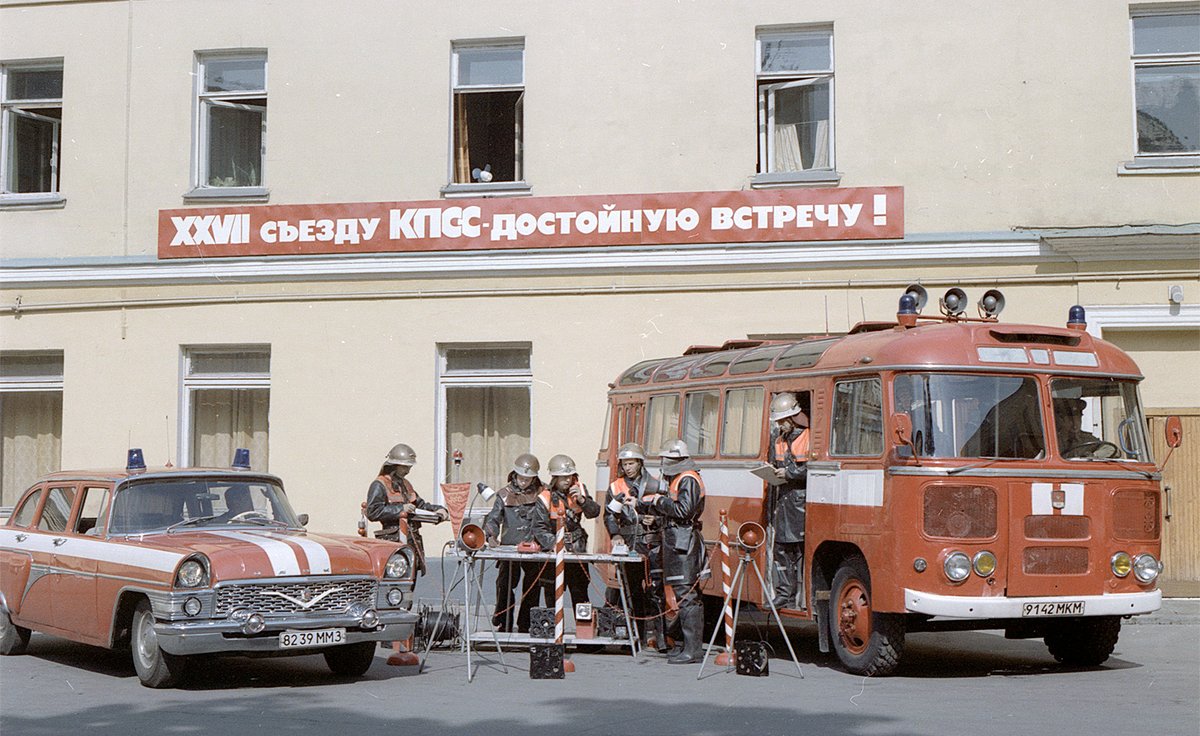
[108,477,300,534]
[894,373,1045,459]
[1049,378,1151,462]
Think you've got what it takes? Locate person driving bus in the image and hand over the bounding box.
[1053,397,1108,458]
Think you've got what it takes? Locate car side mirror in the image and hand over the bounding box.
[1165,416,1183,448]
[297,513,309,527]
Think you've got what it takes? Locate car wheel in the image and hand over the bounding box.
[324,641,378,676]
[0,608,31,655]
[1044,616,1121,667]
[829,555,904,677]
[131,599,188,688]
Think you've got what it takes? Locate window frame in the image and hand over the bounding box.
[0,59,65,207]
[1123,7,1200,173]
[443,39,530,198]
[435,342,533,492]
[178,345,271,469]
[752,26,839,187]
[830,376,884,457]
[0,351,64,507]
[187,50,269,200]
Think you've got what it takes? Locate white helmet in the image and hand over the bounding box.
[617,442,646,462]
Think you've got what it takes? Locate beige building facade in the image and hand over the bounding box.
[1,1,1197,582]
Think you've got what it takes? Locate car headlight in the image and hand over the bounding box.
[944,551,971,582]
[385,550,412,579]
[1133,554,1160,583]
[1111,551,1132,578]
[972,550,997,577]
[175,556,210,588]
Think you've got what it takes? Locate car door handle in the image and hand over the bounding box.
[15,533,27,542]
[52,537,67,546]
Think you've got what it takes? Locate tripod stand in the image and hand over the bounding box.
[697,538,803,679]
[419,546,508,682]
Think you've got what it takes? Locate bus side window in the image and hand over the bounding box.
[646,394,681,455]
[832,378,883,456]
[683,390,720,456]
[722,387,765,457]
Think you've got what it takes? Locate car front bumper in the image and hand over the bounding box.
[153,609,418,655]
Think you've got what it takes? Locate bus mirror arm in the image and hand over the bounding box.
[1157,415,1184,474]
[891,413,921,466]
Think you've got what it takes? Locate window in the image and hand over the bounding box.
[895,373,1046,459]
[1,61,63,202]
[722,387,765,457]
[37,485,74,532]
[0,352,63,506]
[683,391,720,457]
[1127,9,1199,169]
[755,27,835,183]
[448,41,525,192]
[437,344,531,491]
[10,488,43,528]
[831,377,883,456]
[75,486,110,536]
[645,394,681,457]
[181,347,270,470]
[192,52,267,195]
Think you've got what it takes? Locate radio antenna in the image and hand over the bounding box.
[824,295,830,335]
[164,415,174,467]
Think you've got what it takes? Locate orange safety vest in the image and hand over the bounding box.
[539,481,590,517]
[667,470,705,501]
[773,429,810,463]
[376,474,416,537]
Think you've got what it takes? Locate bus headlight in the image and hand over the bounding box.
[1111,552,1132,578]
[944,551,971,582]
[972,550,997,577]
[1133,554,1160,583]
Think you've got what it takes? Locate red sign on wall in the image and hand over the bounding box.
[158,186,903,259]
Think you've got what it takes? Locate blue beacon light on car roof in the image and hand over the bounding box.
[232,448,251,470]
[127,448,146,472]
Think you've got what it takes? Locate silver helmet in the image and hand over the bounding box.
[547,454,578,477]
[383,443,417,466]
[512,453,541,478]
[616,442,646,462]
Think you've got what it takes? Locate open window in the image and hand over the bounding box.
[450,41,525,188]
[755,27,835,183]
[191,52,267,194]
[1125,10,1199,172]
[1,61,63,202]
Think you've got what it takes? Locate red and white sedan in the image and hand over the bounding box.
[0,451,418,687]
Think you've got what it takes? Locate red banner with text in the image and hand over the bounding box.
[158,186,903,259]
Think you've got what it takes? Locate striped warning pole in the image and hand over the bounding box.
[715,508,735,666]
[554,509,565,644]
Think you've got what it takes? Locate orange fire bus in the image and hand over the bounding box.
[594,287,1181,676]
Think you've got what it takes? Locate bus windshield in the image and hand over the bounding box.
[894,373,1045,459]
[1049,378,1150,462]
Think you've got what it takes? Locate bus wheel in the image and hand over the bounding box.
[1044,616,1120,667]
[829,556,904,676]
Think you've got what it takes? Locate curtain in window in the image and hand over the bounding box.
[446,386,530,486]
[191,388,269,470]
[0,391,62,506]
[722,388,763,456]
[645,395,680,457]
[454,95,471,183]
[683,392,720,456]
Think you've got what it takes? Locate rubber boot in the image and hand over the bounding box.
[386,637,419,666]
[667,605,704,664]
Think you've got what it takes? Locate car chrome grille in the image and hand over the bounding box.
[215,578,376,616]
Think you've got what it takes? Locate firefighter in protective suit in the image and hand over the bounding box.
[640,439,706,664]
[767,393,810,610]
[604,442,666,651]
[533,454,600,613]
[482,453,544,632]
[364,443,448,665]
[365,443,448,575]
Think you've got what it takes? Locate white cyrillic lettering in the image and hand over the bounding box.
[335,219,360,245]
[514,213,537,236]
[733,206,753,229]
[260,221,278,243]
[675,208,699,231]
[773,206,796,228]
[840,203,862,227]
[575,211,597,234]
[277,221,300,242]
[711,207,734,230]
[597,208,621,233]
[643,209,666,232]
[460,207,481,238]
[620,209,641,233]
[795,205,813,227]
[814,204,837,226]
[537,212,557,235]
[492,214,518,240]
[441,207,463,238]
[751,205,772,229]
[554,211,575,235]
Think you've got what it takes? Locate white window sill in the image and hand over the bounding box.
[1117,156,1199,176]
[750,170,842,188]
[183,186,270,202]
[440,181,533,199]
[0,193,66,210]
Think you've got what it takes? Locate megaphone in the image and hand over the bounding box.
[736,521,766,551]
[903,284,928,313]
[940,287,968,317]
[459,523,486,553]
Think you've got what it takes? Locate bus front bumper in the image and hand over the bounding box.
[904,588,1161,619]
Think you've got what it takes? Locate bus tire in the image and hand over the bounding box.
[1044,616,1120,667]
[829,556,904,676]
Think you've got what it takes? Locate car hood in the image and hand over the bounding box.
[130,529,387,580]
